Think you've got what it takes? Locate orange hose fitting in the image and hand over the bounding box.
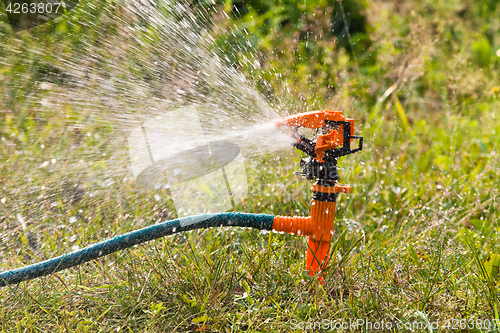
[272,200,337,277]
[272,215,311,236]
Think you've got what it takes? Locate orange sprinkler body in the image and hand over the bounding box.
[272,110,362,279]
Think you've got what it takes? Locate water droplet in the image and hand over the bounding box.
[40,82,52,90]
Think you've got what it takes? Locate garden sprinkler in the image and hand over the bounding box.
[0,110,362,287]
[272,110,363,278]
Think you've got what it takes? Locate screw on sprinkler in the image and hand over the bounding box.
[272,110,363,279]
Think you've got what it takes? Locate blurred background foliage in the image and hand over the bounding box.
[213,0,374,106]
[1,0,499,117]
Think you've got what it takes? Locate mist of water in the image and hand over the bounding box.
[1,0,302,261]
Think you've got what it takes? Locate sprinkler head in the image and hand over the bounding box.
[272,110,363,279]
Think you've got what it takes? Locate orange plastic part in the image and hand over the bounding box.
[273,110,357,161]
[273,181,351,278]
[272,109,358,280]
[273,180,351,280]
[315,130,341,162]
[273,200,336,278]
[273,110,345,129]
[311,183,351,194]
[306,239,330,278]
[324,110,346,122]
[272,110,325,128]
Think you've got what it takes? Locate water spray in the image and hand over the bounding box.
[0,110,362,287]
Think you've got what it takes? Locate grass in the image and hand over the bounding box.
[1,0,500,331]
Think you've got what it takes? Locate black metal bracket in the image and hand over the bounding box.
[292,120,363,182]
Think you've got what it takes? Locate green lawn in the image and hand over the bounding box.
[1,0,500,331]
